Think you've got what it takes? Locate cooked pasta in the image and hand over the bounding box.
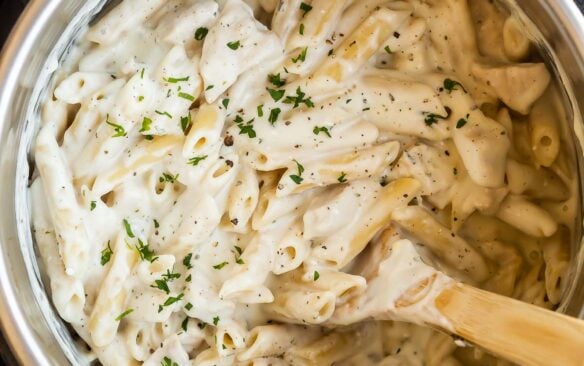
[31,0,578,365]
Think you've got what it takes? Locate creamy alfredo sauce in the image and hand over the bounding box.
[31,0,577,365]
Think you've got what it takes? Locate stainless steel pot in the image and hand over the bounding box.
[0,1,583,365]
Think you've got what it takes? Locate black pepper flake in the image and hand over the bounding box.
[225,160,234,167]
[393,31,401,38]
[224,135,234,146]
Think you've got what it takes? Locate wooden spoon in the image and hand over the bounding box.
[330,239,584,366]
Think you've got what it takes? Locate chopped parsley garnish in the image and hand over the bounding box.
[140,117,152,132]
[236,118,257,138]
[178,92,195,101]
[188,155,208,166]
[338,172,347,183]
[162,293,184,308]
[424,109,451,126]
[140,68,145,79]
[115,309,134,321]
[313,271,320,281]
[292,47,308,63]
[100,241,113,266]
[299,23,305,35]
[227,40,241,50]
[181,113,192,134]
[257,105,264,117]
[213,261,228,270]
[268,108,281,125]
[268,73,286,87]
[183,253,193,269]
[284,87,314,108]
[222,98,230,109]
[205,84,214,90]
[123,219,135,238]
[161,357,179,366]
[138,96,144,102]
[267,88,285,102]
[185,302,193,311]
[164,76,189,83]
[106,114,127,137]
[155,110,173,119]
[384,45,392,54]
[289,159,305,184]
[233,246,245,265]
[300,2,313,16]
[159,172,179,184]
[135,239,158,263]
[443,78,467,93]
[153,219,160,229]
[456,118,468,129]
[194,27,209,41]
[90,201,96,211]
[152,278,170,294]
[181,317,189,332]
[213,316,220,326]
[313,126,331,137]
[185,274,192,282]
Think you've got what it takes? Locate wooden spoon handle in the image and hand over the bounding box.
[435,284,584,366]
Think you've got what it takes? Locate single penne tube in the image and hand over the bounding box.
[54,72,115,104]
[87,0,166,44]
[506,159,568,201]
[529,94,561,167]
[88,232,139,347]
[313,7,411,83]
[36,127,91,277]
[541,227,570,304]
[496,194,558,237]
[391,205,491,282]
[276,141,400,197]
[215,320,248,357]
[222,165,260,233]
[238,324,319,361]
[31,179,86,324]
[183,104,225,158]
[312,178,421,268]
[266,289,337,325]
[272,221,311,274]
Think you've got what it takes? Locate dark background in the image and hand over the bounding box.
[0,0,583,364]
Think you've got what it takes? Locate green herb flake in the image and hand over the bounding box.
[181,113,192,133]
[138,95,144,102]
[299,23,305,35]
[183,253,193,269]
[289,159,305,184]
[178,92,195,101]
[100,241,113,266]
[213,316,220,326]
[115,309,134,321]
[268,108,281,125]
[222,98,230,109]
[181,317,189,332]
[90,201,96,211]
[188,155,208,166]
[313,271,320,281]
[456,118,467,129]
[300,2,313,16]
[268,73,286,87]
[164,76,189,84]
[123,219,135,238]
[153,219,160,229]
[292,47,308,63]
[284,87,314,108]
[194,27,209,41]
[152,278,170,294]
[213,261,229,270]
[159,172,179,184]
[140,68,145,79]
[443,78,467,93]
[140,117,152,132]
[135,239,158,263]
[106,114,127,137]
[155,110,173,119]
[267,88,285,102]
[227,40,241,50]
[205,84,214,91]
[424,110,450,126]
[162,293,184,307]
[384,45,392,54]
[161,356,179,366]
[236,119,257,138]
[313,126,331,137]
[257,104,264,117]
[338,172,347,183]
[185,302,193,311]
